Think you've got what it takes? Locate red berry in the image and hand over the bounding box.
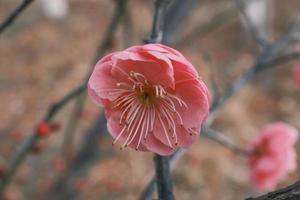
[36,122,51,137]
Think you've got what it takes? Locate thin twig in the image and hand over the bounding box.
[45,1,128,199]
[0,84,85,196]
[61,0,128,169]
[139,33,300,200]
[202,129,249,156]
[234,0,269,46]
[174,4,238,47]
[0,0,128,196]
[0,0,35,35]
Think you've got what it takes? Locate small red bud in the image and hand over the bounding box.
[36,122,51,137]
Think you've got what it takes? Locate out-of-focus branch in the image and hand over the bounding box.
[0,0,35,35]
[140,22,300,199]
[162,0,197,44]
[234,0,269,46]
[46,1,128,199]
[139,128,247,200]
[61,0,128,168]
[174,4,238,47]
[0,83,85,196]
[145,0,171,43]
[0,0,128,197]
[208,32,299,123]
[202,129,249,156]
[246,181,300,200]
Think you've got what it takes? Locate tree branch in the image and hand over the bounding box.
[234,0,269,46]
[0,83,85,196]
[246,181,300,200]
[202,129,249,156]
[154,155,175,200]
[0,0,35,35]
[145,0,175,199]
[0,0,128,197]
[139,25,300,200]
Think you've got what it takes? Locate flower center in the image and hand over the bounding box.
[104,69,195,151]
[137,85,155,105]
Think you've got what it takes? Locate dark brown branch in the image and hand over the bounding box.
[246,181,300,200]
[0,0,35,35]
[154,155,175,200]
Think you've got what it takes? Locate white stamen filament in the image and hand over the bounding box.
[104,70,192,150]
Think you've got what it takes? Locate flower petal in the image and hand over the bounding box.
[106,109,148,152]
[111,51,175,89]
[145,133,176,156]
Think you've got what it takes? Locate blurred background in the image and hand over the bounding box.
[1,0,300,199]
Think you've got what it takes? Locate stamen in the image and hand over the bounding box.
[168,94,188,108]
[127,107,146,146]
[150,105,156,133]
[112,126,127,145]
[119,100,136,125]
[126,104,142,130]
[159,104,177,143]
[122,105,143,148]
[107,68,191,150]
[143,107,151,140]
[157,111,173,148]
[116,82,131,88]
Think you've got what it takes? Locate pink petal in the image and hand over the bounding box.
[145,133,176,156]
[106,109,148,152]
[111,51,175,89]
[174,79,210,128]
[88,61,126,102]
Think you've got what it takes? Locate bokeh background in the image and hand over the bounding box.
[1,0,300,199]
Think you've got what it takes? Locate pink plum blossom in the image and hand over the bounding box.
[88,44,210,155]
[248,122,298,190]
